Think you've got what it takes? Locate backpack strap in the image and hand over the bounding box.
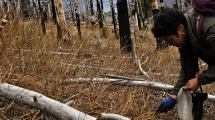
[184,13,201,53]
[201,15,215,34]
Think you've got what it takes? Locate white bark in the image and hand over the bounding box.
[69,78,174,91]
[69,77,215,101]
[0,83,96,120]
[98,113,130,120]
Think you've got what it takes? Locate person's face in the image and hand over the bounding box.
[165,24,186,47]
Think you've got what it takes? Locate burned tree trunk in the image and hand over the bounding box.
[51,0,57,23]
[143,0,148,19]
[38,0,47,34]
[20,0,31,21]
[117,0,132,53]
[96,0,106,37]
[89,0,96,28]
[109,0,118,38]
[89,0,94,16]
[69,1,76,25]
[74,0,81,39]
[54,0,69,41]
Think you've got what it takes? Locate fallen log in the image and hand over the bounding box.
[69,78,215,101]
[0,83,96,120]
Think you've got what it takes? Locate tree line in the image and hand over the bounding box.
[0,0,189,51]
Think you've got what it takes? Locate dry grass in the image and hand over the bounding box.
[0,18,215,120]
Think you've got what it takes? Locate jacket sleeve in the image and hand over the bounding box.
[197,25,215,85]
[173,44,199,92]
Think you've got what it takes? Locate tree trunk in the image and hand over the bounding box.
[109,0,118,38]
[20,0,31,21]
[85,0,89,22]
[38,0,47,34]
[54,0,69,42]
[0,82,130,120]
[143,0,148,19]
[51,0,57,23]
[134,0,141,30]
[89,0,94,16]
[69,1,76,25]
[117,0,132,53]
[96,0,105,37]
[74,0,81,39]
[0,83,96,120]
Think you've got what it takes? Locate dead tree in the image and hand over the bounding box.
[50,0,57,23]
[38,0,48,34]
[109,0,118,38]
[117,0,132,53]
[20,0,31,21]
[89,0,96,27]
[89,0,94,16]
[54,0,69,42]
[131,0,141,30]
[74,0,81,39]
[96,0,105,37]
[143,0,148,19]
[85,0,89,22]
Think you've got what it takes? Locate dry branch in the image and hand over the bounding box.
[98,113,130,120]
[69,77,215,101]
[0,83,96,120]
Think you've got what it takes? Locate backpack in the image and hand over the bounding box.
[192,0,215,15]
[191,0,215,35]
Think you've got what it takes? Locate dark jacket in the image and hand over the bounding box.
[174,11,215,91]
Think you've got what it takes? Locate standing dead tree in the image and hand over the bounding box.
[74,0,81,39]
[131,0,141,30]
[20,0,31,21]
[117,0,132,53]
[96,0,106,37]
[53,0,69,42]
[109,0,118,38]
[50,0,57,23]
[38,0,48,34]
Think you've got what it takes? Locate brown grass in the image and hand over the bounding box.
[0,18,215,120]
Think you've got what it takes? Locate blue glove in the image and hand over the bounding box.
[156,96,176,113]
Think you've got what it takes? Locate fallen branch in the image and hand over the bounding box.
[98,113,130,120]
[69,78,174,91]
[0,83,96,120]
[69,77,215,101]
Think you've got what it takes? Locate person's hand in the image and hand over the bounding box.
[183,78,199,91]
[156,96,176,113]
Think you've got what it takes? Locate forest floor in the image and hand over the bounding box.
[1,19,215,120]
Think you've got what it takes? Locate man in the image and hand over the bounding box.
[151,8,215,113]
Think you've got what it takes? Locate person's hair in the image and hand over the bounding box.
[151,8,187,38]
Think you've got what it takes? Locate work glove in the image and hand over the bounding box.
[156,96,176,113]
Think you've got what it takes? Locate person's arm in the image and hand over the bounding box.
[197,26,215,85]
[173,43,199,93]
